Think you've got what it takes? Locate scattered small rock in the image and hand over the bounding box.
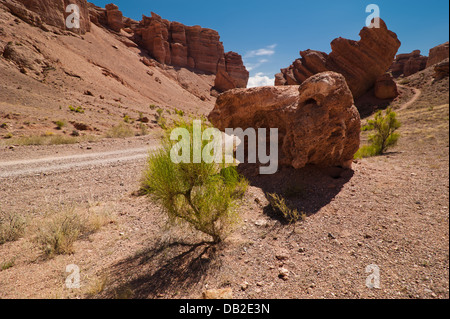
[278,268,289,281]
[240,282,249,291]
[202,288,233,299]
[328,233,336,240]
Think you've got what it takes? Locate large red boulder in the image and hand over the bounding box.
[208,72,361,169]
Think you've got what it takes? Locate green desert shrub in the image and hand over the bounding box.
[141,120,248,243]
[267,193,305,224]
[355,107,401,158]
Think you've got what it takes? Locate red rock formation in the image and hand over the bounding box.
[374,73,398,100]
[427,42,449,68]
[433,59,449,80]
[4,1,248,91]
[275,20,401,99]
[132,12,248,91]
[2,0,91,34]
[209,72,361,169]
[389,50,428,78]
[105,3,123,32]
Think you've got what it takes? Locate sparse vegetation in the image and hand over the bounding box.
[267,193,306,224]
[106,123,135,138]
[68,106,85,114]
[149,104,157,110]
[4,132,13,139]
[174,108,185,117]
[355,107,401,159]
[0,210,26,245]
[36,205,112,257]
[141,120,248,243]
[123,115,131,123]
[55,120,66,130]
[0,258,15,271]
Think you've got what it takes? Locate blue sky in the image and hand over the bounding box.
[92,0,449,86]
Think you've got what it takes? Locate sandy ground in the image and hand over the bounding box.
[0,76,448,299]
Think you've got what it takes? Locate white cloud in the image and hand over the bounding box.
[245,44,277,58]
[245,58,271,72]
[247,72,275,88]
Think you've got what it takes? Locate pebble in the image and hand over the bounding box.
[278,268,289,281]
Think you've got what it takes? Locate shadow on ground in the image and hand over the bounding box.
[238,163,354,223]
[97,240,221,299]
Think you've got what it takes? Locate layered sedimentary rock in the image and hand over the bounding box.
[427,42,450,68]
[374,73,398,100]
[434,59,449,80]
[3,1,249,91]
[131,12,249,91]
[389,50,428,78]
[1,0,91,34]
[104,3,123,32]
[209,72,361,169]
[275,20,401,99]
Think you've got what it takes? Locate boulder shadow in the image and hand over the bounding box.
[238,163,354,222]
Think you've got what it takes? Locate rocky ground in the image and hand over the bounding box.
[0,70,448,299]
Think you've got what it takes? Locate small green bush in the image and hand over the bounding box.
[267,193,305,224]
[55,120,66,130]
[355,107,401,158]
[141,120,248,243]
[68,106,85,114]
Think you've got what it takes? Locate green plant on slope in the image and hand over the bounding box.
[355,107,401,158]
[141,120,248,243]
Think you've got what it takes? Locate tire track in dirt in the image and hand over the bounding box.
[0,146,159,178]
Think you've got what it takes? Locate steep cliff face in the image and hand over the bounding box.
[4,1,248,92]
[275,20,401,99]
[88,7,249,92]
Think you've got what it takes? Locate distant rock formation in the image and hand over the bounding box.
[87,7,249,92]
[433,59,449,80]
[3,1,249,92]
[209,72,361,170]
[389,50,428,78]
[1,0,91,34]
[427,42,449,68]
[275,20,401,99]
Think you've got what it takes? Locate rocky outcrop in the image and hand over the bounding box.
[433,59,449,80]
[131,12,249,91]
[427,42,449,68]
[389,50,428,78]
[275,20,401,99]
[2,1,248,92]
[1,0,91,34]
[104,3,123,32]
[374,73,398,99]
[209,72,361,169]
[214,52,248,92]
